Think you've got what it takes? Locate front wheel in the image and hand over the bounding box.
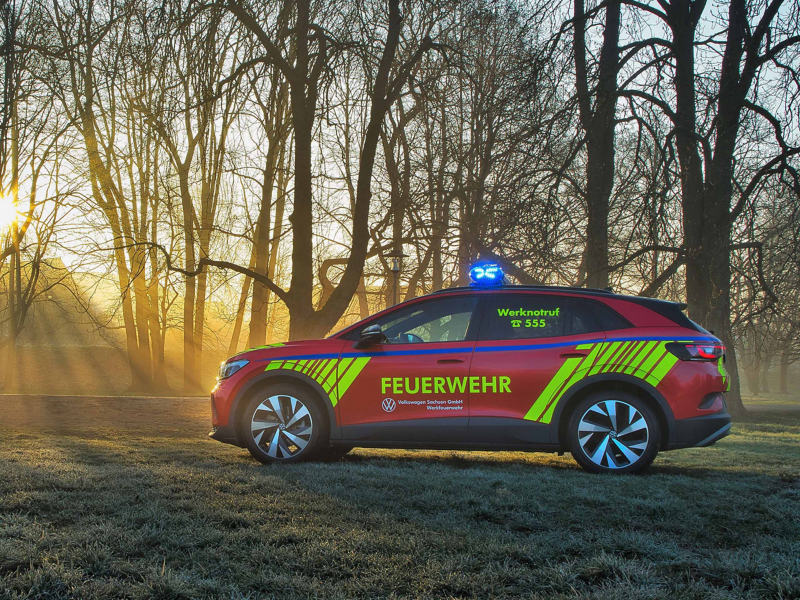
[242,384,328,464]
[567,391,661,474]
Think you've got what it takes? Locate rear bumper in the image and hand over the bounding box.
[670,409,732,449]
[209,425,239,447]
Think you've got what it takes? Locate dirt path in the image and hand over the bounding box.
[0,395,210,438]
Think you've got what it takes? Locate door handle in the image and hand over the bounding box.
[560,352,589,358]
[437,358,466,364]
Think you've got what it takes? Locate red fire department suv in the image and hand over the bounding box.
[209,265,732,474]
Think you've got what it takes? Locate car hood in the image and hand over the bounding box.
[227,338,346,363]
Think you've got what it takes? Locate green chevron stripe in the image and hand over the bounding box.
[717,358,730,391]
[604,341,634,372]
[636,342,665,374]
[589,342,618,376]
[318,359,337,383]
[523,339,685,424]
[322,358,347,393]
[524,356,583,421]
[260,356,371,408]
[328,358,355,404]
[602,342,636,373]
[309,359,327,380]
[617,342,644,373]
[333,357,370,406]
[539,344,604,424]
[625,342,664,375]
[646,353,679,386]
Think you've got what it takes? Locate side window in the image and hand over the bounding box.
[590,302,632,331]
[362,296,479,344]
[568,299,603,335]
[486,295,567,340]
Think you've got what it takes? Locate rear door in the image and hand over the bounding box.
[339,294,482,443]
[468,293,607,445]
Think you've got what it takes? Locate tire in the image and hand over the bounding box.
[318,445,354,462]
[242,383,329,464]
[567,390,661,474]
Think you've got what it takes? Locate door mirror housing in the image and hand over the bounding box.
[353,324,386,349]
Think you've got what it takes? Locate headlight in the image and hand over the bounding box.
[218,359,249,380]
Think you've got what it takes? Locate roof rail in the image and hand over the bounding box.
[430,284,616,295]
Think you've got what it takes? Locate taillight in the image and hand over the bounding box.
[665,342,725,362]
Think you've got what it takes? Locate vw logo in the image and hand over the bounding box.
[381,398,396,413]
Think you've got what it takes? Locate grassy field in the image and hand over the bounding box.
[743,392,800,407]
[0,397,798,599]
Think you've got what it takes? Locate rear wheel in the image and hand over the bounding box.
[242,384,328,464]
[567,391,660,474]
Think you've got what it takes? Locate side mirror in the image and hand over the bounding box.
[353,324,386,349]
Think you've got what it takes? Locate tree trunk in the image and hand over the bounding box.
[4,245,17,392]
[148,216,169,390]
[4,105,18,392]
[779,349,789,394]
[745,357,760,396]
[667,0,748,415]
[228,247,256,356]
[262,141,288,343]
[178,163,198,392]
[573,0,619,289]
[248,144,280,347]
[760,355,771,394]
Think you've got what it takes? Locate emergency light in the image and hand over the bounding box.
[469,263,506,286]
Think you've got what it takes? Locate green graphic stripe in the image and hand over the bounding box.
[617,340,645,372]
[645,353,679,387]
[626,341,659,374]
[332,357,371,406]
[263,356,371,407]
[524,356,584,421]
[540,344,604,424]
[603,342,639,373]
[327,358,353,404]
[717,358,730,391]
[589,342,619,376]
[604,341,634,372]
[526,339,684,424]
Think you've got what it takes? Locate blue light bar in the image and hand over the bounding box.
[469,263,505,286]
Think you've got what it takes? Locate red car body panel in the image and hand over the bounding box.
[209,287,732,453]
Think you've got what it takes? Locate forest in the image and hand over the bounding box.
[0,0,799,415]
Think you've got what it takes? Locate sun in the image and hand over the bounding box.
[0,195,19,228]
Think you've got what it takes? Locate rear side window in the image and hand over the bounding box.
[568,299,603,335]
[589,302,631,331]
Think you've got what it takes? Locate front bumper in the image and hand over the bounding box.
[670,409,732,449]
[209,425,239,446]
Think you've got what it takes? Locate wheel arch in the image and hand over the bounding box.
[230,371,341,446]
[551,374,675,450]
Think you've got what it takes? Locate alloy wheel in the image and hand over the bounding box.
[251,394,314,459]
[577,399,649,469]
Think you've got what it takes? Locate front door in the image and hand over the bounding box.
[469,293,607,445]
[339,295,481,443]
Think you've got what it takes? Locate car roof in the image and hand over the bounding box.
[430,284,688,310]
